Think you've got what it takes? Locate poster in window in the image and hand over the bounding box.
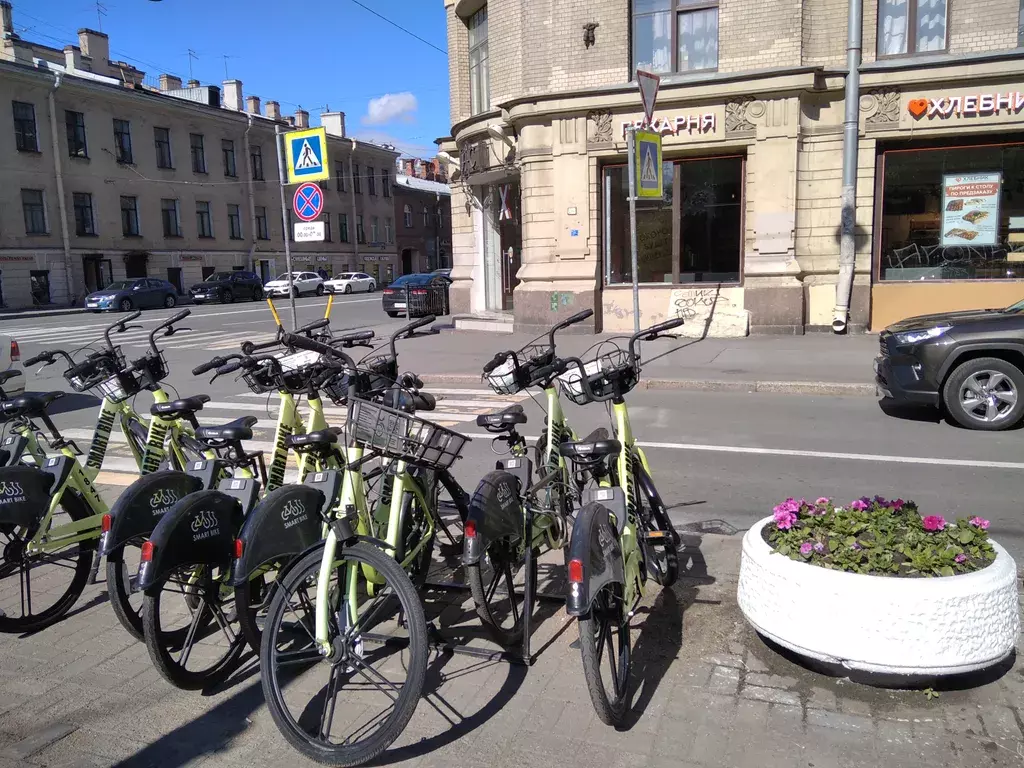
[941,172,1001,246]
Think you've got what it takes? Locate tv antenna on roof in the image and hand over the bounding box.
[221,54,237,79]
[187,48,199,80]
[95,1,108,31]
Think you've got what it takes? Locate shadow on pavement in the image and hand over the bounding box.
[24,390,101,416]
[877,399,942,425]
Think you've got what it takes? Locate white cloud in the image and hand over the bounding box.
[355,130,435,159]
[362,92,418,125]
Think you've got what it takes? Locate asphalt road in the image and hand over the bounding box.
[7,296,1024,563]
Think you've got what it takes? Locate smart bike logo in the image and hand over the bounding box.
[495,480,515,511]
[0,480,26,506]
[281,498,308,529]
[190,509,220,541]
[149,488,180,516]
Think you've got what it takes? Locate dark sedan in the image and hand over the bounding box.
[85,279,178,312]
[189,271,264,304]
[382,273,449,318]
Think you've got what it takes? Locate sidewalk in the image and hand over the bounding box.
[414,330,879,397]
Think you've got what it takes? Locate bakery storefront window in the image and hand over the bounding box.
[604,154,744,284]
[878,142,1024,281]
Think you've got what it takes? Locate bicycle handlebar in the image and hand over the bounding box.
[147,308,192,354]
[193,356,227,376]
[389,314,436,360]
[548,308,593,349]
[296,317,330,336]
[241,337,282,356]
[627,317,684,361]
[103,310,143,350]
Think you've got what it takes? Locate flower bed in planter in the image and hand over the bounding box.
[737,497,1020,678]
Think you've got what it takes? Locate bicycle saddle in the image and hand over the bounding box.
[560,427,620,461]
[286,427,343,449]
[1,391,63,417]
[476,403,527,429]
[195,415,257,443]
[151,394,211,418]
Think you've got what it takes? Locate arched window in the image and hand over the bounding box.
[403,204,413,228]
[422,206,429,227]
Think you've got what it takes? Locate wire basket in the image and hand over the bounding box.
[484,343,554,395]
[347,398,470,471]
[361,353,398,383]
[96,370,142,403]
[241,363,283,395]
[557,348,638,405]
[132,351,169,389]
[63,348,125,392]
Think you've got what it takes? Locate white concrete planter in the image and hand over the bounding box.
[737,516,1021,677]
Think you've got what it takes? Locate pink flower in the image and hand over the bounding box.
[874,495,889,505]
[815,497,830,506]
[849,499,868,511]
[800,542,814,556]
[892,499,905,510]
[969,516,990,530]
[921,515,946,532]
[774,510,797,530]
[955,554,968,564]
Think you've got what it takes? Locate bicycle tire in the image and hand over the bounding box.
[261,541,428,767]
[236,572,271,655]
[0,490,94,634]
[466,536,527,648]
[578,582,631,727]
[636,464,679,587]
[106,543,145,639]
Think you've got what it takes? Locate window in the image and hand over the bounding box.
[335,162,347,192]
[604,155,743,284]
[154,127,173,168]
[227,203,243,239]
[73,192,96,236]
[368,166,376,196]
[324,214,332,242]
[21,189,46,234]
[370,216,379,242]
[403,204,413,228]
[422,206,430,227]
[468,6,490,114]
[339,212,349,242]
[121,195,140,236]
[357,214,365,243]
[255,206,269,239]
[633,0,719,74]
[65,110,87,157]
[113,119,133,164]
[13,101,37,152]
[30,270,50,306]
[383,169,391,197]
[195,201,212,237]
[385,216,393,243]
[250,145,264,181]
[877,0,948,56]
[222,139,237,177]
[877,141,1024,282]
[353,163,361,194]
[190,133,206,173]
[161,198,181,237]
[286,210,294,241]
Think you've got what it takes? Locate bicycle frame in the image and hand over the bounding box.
[29,453,108,555]
[610,400,655,612]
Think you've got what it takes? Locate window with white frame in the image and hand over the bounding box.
[13,101,38,152]
[632,0,719,74]
[877,0,948,56]
[227,203,243,239]
[403,204,413,228]
[468,6,490,114]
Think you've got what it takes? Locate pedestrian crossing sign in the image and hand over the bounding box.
[635,130,662,199]
[285,127,330,184]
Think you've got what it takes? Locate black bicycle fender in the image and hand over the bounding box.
[1,433,27,466]
[139,490,243,592]
[565,501,624,618]
[0,465,54,528]
[231,484,325,586]
[463,470,522,566]
[0,448,9,466]
[101,471,203,558]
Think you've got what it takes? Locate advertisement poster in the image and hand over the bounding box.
[941,172,1001,246]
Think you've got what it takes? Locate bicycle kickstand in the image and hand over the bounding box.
[88,549,103,585]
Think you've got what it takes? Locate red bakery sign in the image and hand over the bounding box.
[908,92,1024,119]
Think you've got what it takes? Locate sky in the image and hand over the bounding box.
[14,0,450,158]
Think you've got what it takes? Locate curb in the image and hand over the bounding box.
[421,373,876,397]
[1,307,90,321]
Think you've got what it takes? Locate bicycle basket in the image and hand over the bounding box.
[133,351,169,389]
[96,370,142,404]
[484,343,554,395]
[241,364,282,395]
[347,398,470,471]
[557,348,638,405]
[63,348,125,392]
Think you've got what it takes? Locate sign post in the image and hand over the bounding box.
[628,69,661,333]
[274,124,298,328]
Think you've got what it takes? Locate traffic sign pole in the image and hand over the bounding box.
[274,124,298,329]
[627,126,640,335]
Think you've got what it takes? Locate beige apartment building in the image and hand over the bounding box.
[0,2,398,310]
[441,0,1024,334]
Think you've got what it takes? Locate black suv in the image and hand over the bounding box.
[189,271,263,304]
[876,300,1024,431]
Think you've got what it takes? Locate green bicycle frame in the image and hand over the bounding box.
[28,450,109,556]
[611,400,654,611]
[264,392,328,492]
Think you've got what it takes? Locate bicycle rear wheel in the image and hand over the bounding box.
[261,541,427,767]
[578,582,631,726]
[466,537,527,648]
[106,541,146,639]
[636,465,679,587]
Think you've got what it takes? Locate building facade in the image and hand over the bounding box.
[441,0,1024,335]
[0,2,398,309]
[394,171,453,275]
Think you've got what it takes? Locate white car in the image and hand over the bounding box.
[0,335,25,398]
[263,272,325,298]
[324,272,376,295]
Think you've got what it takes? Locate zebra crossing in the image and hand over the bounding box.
[6,320,280,353]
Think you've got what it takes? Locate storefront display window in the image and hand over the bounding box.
[877,141,1024,281]
[604,154,743,285]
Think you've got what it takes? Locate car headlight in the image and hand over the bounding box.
[894,326,950,345]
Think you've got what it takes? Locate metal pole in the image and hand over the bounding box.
[626,126,640,334]
[48,74,75,305]
[274,125,298,329]
[604,169,612,288]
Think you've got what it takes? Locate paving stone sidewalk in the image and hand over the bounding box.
[0,486,1020,768]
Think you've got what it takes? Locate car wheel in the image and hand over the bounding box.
[119,298,133,312]
[90,310,102,314]
[222,290,234,304]
[292,286,300,298]
[253,287,263,301]
[367,283,375,293]
[942,357,1024,431]
[343,284,352,295]
[386,311,399,318]
[164,294,176,309]
[315,284,325,296]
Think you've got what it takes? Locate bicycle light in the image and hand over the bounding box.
[464,520,476,539]
[234,539,244,559]
[101,514,112,533]
[568,558,584,583]
[140,541,154,562]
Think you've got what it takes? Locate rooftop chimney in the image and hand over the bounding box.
[63,46,82,71]
[266,100,281,120]
[321,111,345,137]
[245,95,261,115]
[294,109,309,129]
[286,116,296,128]
[77,28,110,69]
[1,2,14,39]
[222,80,243,111]
[159,73,183,92]
[187,78,200,88]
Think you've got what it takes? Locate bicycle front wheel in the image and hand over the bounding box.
[261,540,428,767]
[578,582,632,726]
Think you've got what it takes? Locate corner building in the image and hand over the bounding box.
[441,0,1024,334]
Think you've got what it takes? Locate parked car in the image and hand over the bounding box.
[189,271,264,304]
[431,268,452,279]
[324,272,376,294]
[85,279,178,312]
[0,335,25,398]
[875,300,1024,431]
[381,273,449,318]
[263,272,325,298]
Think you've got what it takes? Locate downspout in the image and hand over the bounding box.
[349,139,360,269]
[833,0,863,333]
[243,114,258,272]
[48,72,75,305]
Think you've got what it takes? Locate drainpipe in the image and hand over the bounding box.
[48,72,75,305]
[833,0,863,333]
[243,114,259,272]
[349,139,360,269]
